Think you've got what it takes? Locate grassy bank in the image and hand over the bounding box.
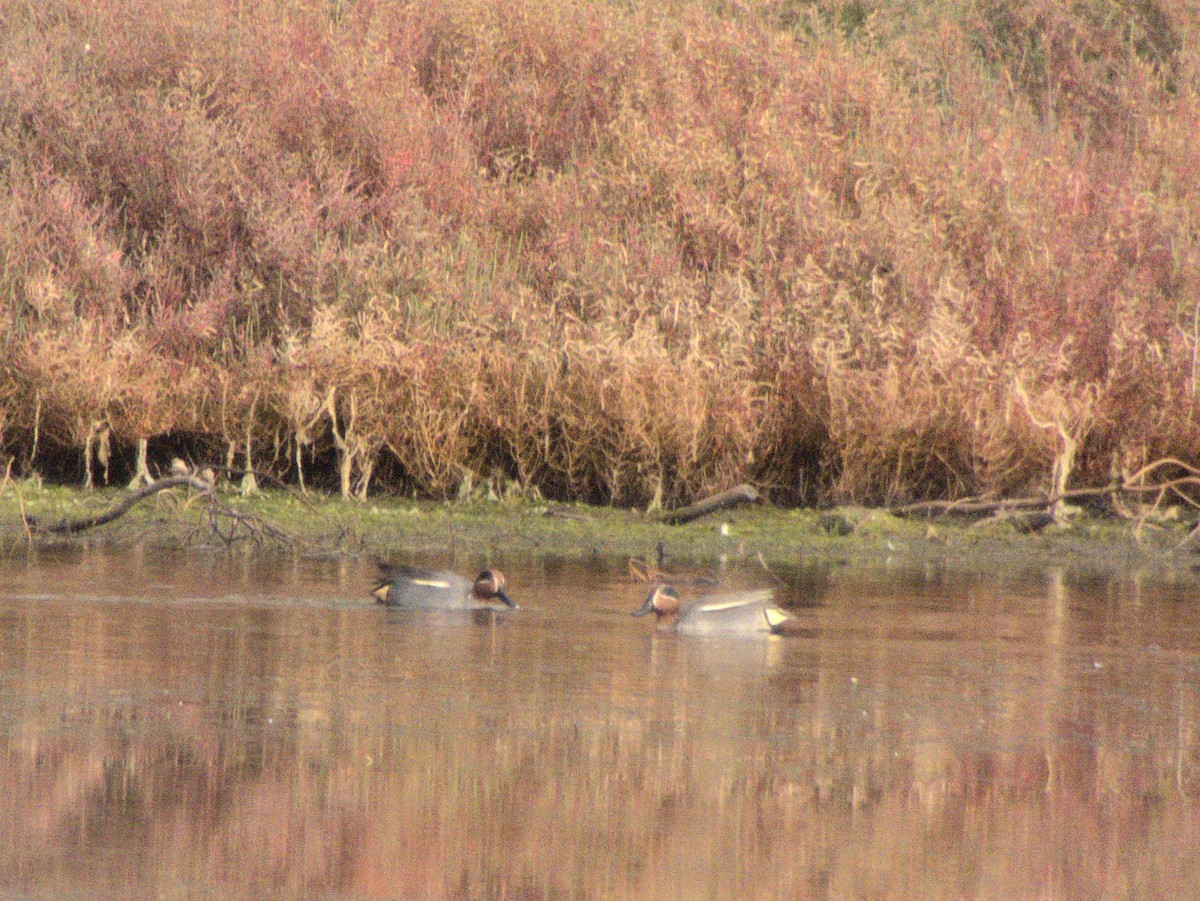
[2,479,1191,583]
[1,0,1198,507]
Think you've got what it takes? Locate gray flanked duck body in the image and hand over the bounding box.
[373,565,516,610]
[633,584,790,634]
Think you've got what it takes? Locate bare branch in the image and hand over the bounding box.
[890,457,1200,534]
[23,476,215,535]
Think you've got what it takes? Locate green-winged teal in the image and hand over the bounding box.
[632,584,790,634]
[373,565,517,609]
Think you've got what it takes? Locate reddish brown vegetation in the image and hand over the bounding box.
[1,0,1198,505]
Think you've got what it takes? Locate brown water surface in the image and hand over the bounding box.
[2,547,1200,899]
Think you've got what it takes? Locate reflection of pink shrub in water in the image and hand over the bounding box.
[3,556,1200,896]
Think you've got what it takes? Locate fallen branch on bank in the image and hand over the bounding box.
[888,457,1200,548]
[661,484,762,524]
[888,484,1119,519]
[23,475,215,535]
[185,495,294,548]
[21,472,293,549]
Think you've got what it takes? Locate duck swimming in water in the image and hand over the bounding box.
[373,565,517,610]
[632,584,790,635]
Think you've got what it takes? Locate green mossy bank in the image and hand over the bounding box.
[3,482,1195,582]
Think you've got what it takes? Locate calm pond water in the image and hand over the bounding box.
[2,546,1200,899]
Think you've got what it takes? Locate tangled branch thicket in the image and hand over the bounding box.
[1,0,1199,507]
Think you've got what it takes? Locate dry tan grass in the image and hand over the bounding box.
[0,0,1198,505]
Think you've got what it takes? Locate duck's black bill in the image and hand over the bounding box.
[632,597,654,617]
[496,588,518,608]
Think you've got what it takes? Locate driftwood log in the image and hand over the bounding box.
[888,458,1200,548]
[23,475,215,535]
[21,473,292,548]
[661,484,761,525]
[887,484,1119,519]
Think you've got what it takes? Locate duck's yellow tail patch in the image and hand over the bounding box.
[372,584,390,603]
